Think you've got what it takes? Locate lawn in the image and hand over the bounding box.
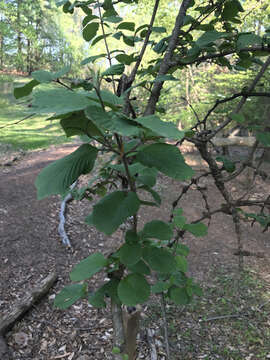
[0,74,70,151]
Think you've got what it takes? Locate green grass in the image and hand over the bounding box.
[0,75,70,151]
[147,267,270,359]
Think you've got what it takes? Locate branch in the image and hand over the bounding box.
[170,46,270,68]
[208,56,270,139]
[144,0,192,115]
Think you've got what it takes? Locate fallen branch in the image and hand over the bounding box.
[0,272,57,336]
[58,181,77,247]
[212,136,260,148]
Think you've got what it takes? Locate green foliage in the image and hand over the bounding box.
[70,253,107,281]
[118,273,150,305]
[35,144,98,199]
[54,283,87,309]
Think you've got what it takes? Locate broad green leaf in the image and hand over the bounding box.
[173,208,187,229]
[32,88,91,115]
[142,247,177,273]
[82,14,99,27]
[125,230,140,244]
[123,35,134,47]
[175,255,188,272]
[152,26,166,33]
[102,64,125,76]
[216,156,236,173]
[237,33,262,50]
[83,22,99,42]
[136,143,194,180]
[35,144,98,199]
[85,106,140,136]
[136,167,157,187]
[127,260,150,275]
[183,222,208,237]
[117,22,135,31]
[104,15,123,23]
[32,67,70,83]
[118,274,150,305]
[116,54,137,65]
[88,289,106,308]
[135,115,184,141]
[14,79,39,99]
[54,283,86,309]
[60,111,103,137]
[87,89,124,110]
[119,243,142,265]
[222,0,243,21]
[168,286,191,305]
[256,132,270,147]
[196,31,227,48]
[81,54,106,65]
[70,253,107,281]
[175,244,190,257]
[151,281,170,293]
[142,220,173,240]
[86,191,140,235]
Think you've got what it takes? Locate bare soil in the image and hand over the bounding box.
[0,143,270,360]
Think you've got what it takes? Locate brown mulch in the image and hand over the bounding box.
[0,143,270,360]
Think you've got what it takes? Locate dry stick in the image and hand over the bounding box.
[144,0,192,116]
[0,273,57,360]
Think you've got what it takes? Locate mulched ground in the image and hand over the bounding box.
[0,142,269,360]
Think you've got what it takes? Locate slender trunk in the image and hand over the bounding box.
[0,33,3,70]
[27,38,32,74]
[16,0,23,71]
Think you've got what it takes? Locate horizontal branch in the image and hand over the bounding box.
[170,45,270,67]
[212,136,262,147]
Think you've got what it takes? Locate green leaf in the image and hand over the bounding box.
[125,230,140,244]
[86,191,140,235]
[117,22,135,31]
[168,286,191,305]
[88,290,106,308]
[183,222,208,237]
[196,31,227,48]
[151,281,170,294]
[60,111,103,137]
[135,115,184,141]
[54,283,86,309]
[222,0,243,21]
[115,54,137,65]
[136,143,194,180]
[104,15,123,23]
[118,274,150,305]
[81,54,106,65]
[216,156,236,173]
[256,132,270,147]
[237,33,262,50]
[32,70,54,83]
[142,220,173,240]
[102,64,125,76]
[173,208,187,229]
[87,89,124,110]
[83,22,99,42]
[123,35,134,47]
[175,255,188,272]
[127,260,150,275]
[175,244,190,257]
[119,243,142,266]
[85,106,140,136]
[136,167,157,187]
[32,88,91,115]
[142,247,177,273]
[35,144,98,199]
[92,33,112,47]
[14,79,40,99]
[70,253,107,281]
[152,26,166,33]
[82,14,99,27]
